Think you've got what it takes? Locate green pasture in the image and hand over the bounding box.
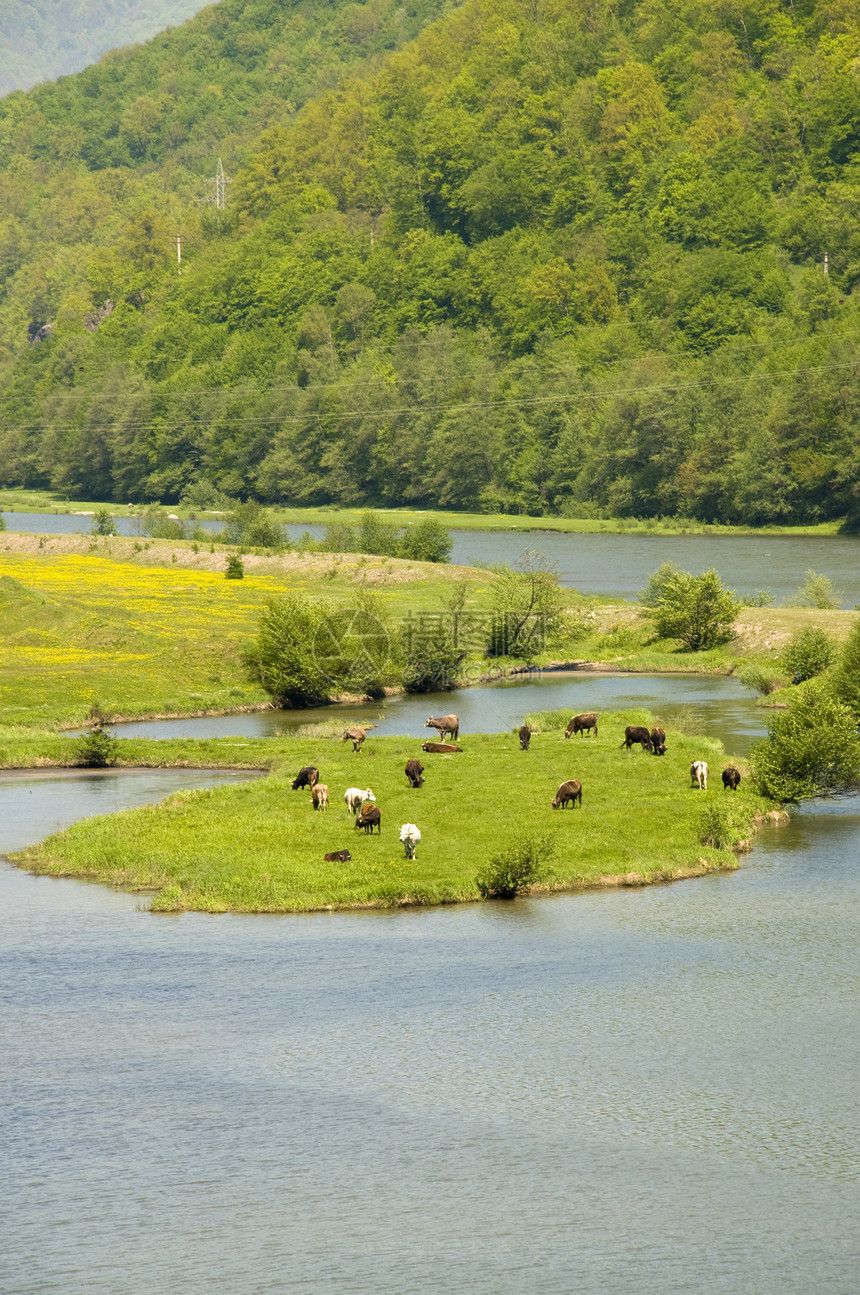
[12,712,769,913]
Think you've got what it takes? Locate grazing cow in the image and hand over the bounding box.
[552,779,583,809]
[425,714,459,743]
[324,849,351,863]
[400,824,421,859]
[519,724,532,750]
[565,712,598,739]
[722,766,741,791]
[311,783,329,811]
[621,726,653,752]
[291,766,319,791]
[405,758,425,788]
[650,727,667,756]
[344,786,375,815]
[422,741,462,754]
[341,726,367,752]
[355,803,381,834]
[691,760,709,790]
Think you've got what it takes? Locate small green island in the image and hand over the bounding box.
[12,711,771,913]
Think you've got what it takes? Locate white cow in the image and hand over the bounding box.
[344,787,375,815]
[399,824,421,859]
[690,760,708,791]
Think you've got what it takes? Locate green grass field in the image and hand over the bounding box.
[12,711,770,913]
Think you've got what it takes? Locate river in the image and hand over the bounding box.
[2,692,859,1291]
[4,511,859,604]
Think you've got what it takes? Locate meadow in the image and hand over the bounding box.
[12,711,771,913]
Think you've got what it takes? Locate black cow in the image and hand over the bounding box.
[323,849,352,862]
[621,726,653,752]
[650,727,667,756]
[722,766,742,791]
[519,724,532,750]
[291,766,319,790]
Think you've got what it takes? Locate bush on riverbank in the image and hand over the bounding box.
[12,718,768,913]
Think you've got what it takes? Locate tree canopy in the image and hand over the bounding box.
[4,0,860,523]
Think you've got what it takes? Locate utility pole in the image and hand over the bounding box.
[176,234,182,275]
[824,251,829,276]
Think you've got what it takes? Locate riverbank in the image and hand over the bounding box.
[1,486,852,537]
[10,715,772,913]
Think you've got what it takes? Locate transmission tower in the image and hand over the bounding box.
[215,158,227,210]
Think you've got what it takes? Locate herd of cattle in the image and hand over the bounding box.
[290,711,743,862]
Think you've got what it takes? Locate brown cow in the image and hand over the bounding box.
[291,766,319,790]
[324,849,351,862]
[422,741,462,754]
[405,758,425,788]
[650,727,667,756]
[311,783,329,811]
[355,803,381,834]
[565,712,598,738]
[425,714,459,742]
[341,726,367,752]
[722,766,741,791]
[519,724,532,750]
[552,779,583,809]
[621,727,653,752]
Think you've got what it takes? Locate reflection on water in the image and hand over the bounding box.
[102,671,768,756]
[1,771,859,1293]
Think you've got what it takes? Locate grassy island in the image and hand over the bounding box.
[12,711,771,913]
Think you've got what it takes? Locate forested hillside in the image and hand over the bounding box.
[0,0,210,95]
[3,0,860,526]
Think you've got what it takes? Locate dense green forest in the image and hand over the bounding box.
[0,0,212,95]
[3,0,860,526]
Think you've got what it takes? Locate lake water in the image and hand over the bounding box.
[2,762,859,1293]
[99,671,769,757]
[4,511,859,604]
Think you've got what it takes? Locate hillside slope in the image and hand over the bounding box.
[2,0,860,526]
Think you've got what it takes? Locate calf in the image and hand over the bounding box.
[323,849,351,863]
[355,803,381,834]
[425,714,459,743]
[691,760,708,791]
[722,766,741,791]
[405,758,425,788]
[400,823,421,859]
[519,724,532,750]
[341,726,367,752]
[344,786,375,815]
[621,726,653,752]
[552,779,583,809]
[565,712,598,738]
[311,783,329,811]
[422,741,462,754]
[650,727,667,756]
[291,766,319,791]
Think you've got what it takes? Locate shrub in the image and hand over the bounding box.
[831,617,860,718]
[223,501,285,550]
[737,663,784,696]
[638,560,683,607]
[698,802,747,850]
[179,479,235,511]
[782,626,837,683]
[0,511,6,531]
[750,682,860,801]
[790,569,842,609]
[91,507,117,536]
[398,518,452,563]
[249,594,335,706]
[74,726,119,767]
[402,621,466,692]
[225,554,244,579]
[487,551,566,659]
[476,833,556,899]
[648,567,741,651]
